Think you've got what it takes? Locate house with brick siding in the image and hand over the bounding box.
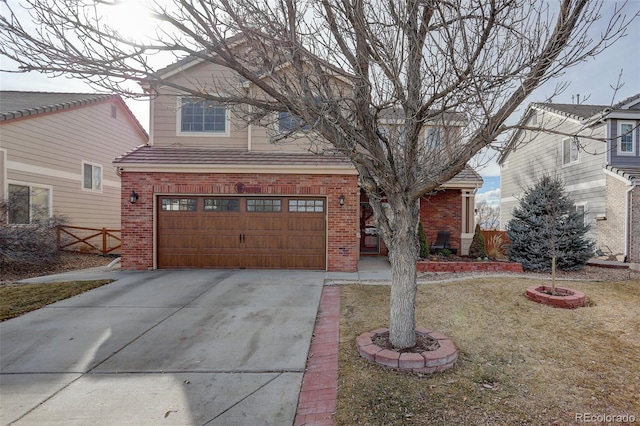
[1,92,147,235]
[114,57,483,272]
[499,93,640,268]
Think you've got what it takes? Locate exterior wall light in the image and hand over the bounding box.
[339,194,345,207]
[129,190,139,204]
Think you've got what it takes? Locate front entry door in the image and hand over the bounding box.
[360,202,379,254]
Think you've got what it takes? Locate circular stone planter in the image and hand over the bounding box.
[356,326,458,374]
[525,285,586,309]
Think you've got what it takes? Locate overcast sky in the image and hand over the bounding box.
[1,0,639,206]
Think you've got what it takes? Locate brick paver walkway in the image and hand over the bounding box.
[294,286,340,426]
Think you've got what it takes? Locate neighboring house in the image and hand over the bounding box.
[0,91,148,238]
[114,58,482,272]
[499,93,640,265]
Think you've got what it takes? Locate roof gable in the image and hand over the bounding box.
[0,91,148,140]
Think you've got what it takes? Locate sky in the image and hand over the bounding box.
[1,0,639,209]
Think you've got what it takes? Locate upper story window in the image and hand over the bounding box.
[278,111,311,132]
[618,121,636,155]
[562,137,579,165]
[82,162,102,191]
[426,127,442,149]
[7,183,51,224]
[179,98,228,135]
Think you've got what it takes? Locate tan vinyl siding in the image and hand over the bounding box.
[152,61,330,154]
[153,61,249,149]
[500,111,607,243]
[249,122,329,153]
[1,100,146,230]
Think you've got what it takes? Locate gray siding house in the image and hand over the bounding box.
[499,93,640,267]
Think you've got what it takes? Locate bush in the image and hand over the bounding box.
[468,223,487,258]
[0,192,67,267]
[486,234,508,260]
[506,175,594,271]
[417,221,429,258]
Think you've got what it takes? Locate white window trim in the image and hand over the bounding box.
[575,202,588,227]
[81,161,103,193]
[176,97,230,137]
[562,137,580,166]
[617,121,636,156]
[6,180,53,223]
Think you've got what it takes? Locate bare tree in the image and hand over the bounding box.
[1,0,634,348]
[475,200,500,230]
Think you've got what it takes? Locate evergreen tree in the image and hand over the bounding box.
[507,175,594,272]
[417,222,429,259]
[469,223,487,259]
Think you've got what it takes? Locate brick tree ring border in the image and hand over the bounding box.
[525,285,586,309]
[356,326,458,373]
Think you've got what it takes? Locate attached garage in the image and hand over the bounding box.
[157,196,326,269]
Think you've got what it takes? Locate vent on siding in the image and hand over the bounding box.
[111,105,117,119]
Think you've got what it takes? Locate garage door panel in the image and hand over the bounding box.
[158,234,201,250]
[201,215,242,231]
[284,254,325,269]
[244,235,283,250]
[200,253,242,269]
[243,253,284,269]
[201,234,241,249]
[159,215,200,230]
[245,216,283,231]
[287,217,325,231]
[158,253,200,268]
[286,235,325,250]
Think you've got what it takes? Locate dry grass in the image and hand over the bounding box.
[1,252,113,285]
[0,280,114,321]
[336,278,640,425]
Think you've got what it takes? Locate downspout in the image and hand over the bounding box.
[625,181,637,263]
[247,104,252,151]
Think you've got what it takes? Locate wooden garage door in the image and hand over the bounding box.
[157,196,326,269]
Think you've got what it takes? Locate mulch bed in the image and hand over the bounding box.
[372,331,440,353]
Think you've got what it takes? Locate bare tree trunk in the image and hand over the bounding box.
[386,198,420,349]
[551,255,556,294]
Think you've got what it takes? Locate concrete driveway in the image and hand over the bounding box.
[0,269,325,425]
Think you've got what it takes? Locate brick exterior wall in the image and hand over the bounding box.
[598,175,627,259]
[120,172,359,272]
[420,190,463,252]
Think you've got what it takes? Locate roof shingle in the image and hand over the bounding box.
[0,91,115,120]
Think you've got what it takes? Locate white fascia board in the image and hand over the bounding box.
[603,111,640,120]
[440,181,482,189]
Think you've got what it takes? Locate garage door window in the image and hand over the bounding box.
[161,198,197,211]
[204,199,240,211]
[247,199,281,212]
[289,199,324,212]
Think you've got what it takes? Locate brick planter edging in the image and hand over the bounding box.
[417,261,523,273]
[356,327,458,373]
[525,285,586,309]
